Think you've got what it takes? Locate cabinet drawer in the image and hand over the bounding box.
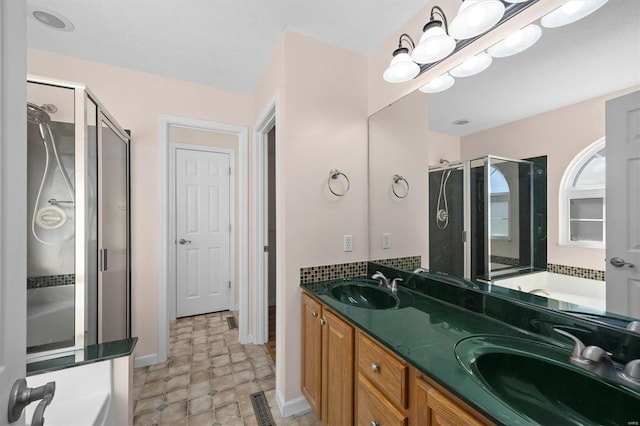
[357,331,408,409]
[357,374,407,426]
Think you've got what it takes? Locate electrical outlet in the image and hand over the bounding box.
[343,235,353,252]
[382,233,391,249]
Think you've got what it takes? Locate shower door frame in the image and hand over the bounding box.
[26,75,131,363]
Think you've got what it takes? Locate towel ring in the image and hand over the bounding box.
[392,174,409,198]
[328,169,350,196]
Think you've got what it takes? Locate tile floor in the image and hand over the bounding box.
[132,311,321,425]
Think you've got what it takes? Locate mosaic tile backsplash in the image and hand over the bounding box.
[27,274,75,289]
[300,256,421,284]
[547,263,605,281]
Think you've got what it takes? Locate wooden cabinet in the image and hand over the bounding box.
[410,370,491,426]
[301,293,323,417]
[355,330,409,425]
[301,293,354,425]
[322,309,354,425]
[357,373,407,426]
[302,293,493,426]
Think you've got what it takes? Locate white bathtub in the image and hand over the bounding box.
[27,284,74,349]
[492,271,605,310]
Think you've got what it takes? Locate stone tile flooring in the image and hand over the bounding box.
[132,311,321,425]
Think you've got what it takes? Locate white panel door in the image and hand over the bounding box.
[176,148,231,317]
[606,91,640,317]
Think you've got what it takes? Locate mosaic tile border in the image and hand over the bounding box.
[371,256,421,271]
[27,274,75,289]
[299,256,421,284]
[490,255,520,267]
[547,263,605,281]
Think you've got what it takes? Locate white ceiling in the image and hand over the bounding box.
[427,0,640,137]
[26,0,428,94]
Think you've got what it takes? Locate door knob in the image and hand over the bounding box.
[7,378,55,423]
[610,257,635,268]
[178,238,192,245]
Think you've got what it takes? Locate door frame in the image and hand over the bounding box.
[169,143,235,319]
[0,0,28,421]
[157,115,248,365]
[251,95,279,345]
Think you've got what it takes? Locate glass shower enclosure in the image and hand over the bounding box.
[429,155,533,281]
[27,76,130,361]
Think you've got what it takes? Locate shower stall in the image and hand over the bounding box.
[429,156,533,281]
[27,76,131,360]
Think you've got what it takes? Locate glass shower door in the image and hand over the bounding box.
[98,114,130,342]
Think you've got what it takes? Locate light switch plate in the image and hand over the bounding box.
[382,233,391,249]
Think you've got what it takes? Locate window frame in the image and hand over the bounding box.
[559,137,606,249]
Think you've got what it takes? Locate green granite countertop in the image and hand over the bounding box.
[300,278,636,425]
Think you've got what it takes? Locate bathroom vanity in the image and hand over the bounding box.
[300,263,640,425]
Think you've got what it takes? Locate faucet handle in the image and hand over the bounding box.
[554,328,586,360]
[391,278,403,292]
[624,359,640,380]
[627,321,640,333]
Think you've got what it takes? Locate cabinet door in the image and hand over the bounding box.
[414,378,483,426]
[301,293,323,418]
[322,309,354,425]
[357,373,407,426]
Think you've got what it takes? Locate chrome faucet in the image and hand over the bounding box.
[371,271,402,293]
[371,271,389,288]
[554,328,640,390]
[413,267,427,273]
[554,328,617,381]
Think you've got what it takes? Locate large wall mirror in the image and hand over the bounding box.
[368,0,640,327]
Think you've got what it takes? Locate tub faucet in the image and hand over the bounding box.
[554,328,618,382]
[413,267,427,274]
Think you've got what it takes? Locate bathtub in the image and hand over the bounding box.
[27,284,74,349]
[492,271,605,311]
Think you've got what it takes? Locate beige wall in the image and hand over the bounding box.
[369,90,460,261]
[461,88,639,270]
[28,48,253,359]
[276,30,369,403]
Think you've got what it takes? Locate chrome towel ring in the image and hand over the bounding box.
[392,174,409,198]
[328,169,350,196]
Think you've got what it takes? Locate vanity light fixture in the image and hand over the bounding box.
[541,0,608,28]
[449,0,505,40]
[383,34,421,83]
[449,52,493,77]
[419,73,455,93]
[487,24,542,58]
[411,6,456,64]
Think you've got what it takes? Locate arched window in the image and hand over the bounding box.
[560,138,606,248]
[490,166,510,239]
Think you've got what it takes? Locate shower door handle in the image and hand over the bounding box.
[99,248,108,271]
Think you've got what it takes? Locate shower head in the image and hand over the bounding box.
[27,103,51,124]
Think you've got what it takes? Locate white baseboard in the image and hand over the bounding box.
[276,391,311,418]
[134,353,160,368]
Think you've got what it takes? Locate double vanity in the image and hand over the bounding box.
[300,262,640,425]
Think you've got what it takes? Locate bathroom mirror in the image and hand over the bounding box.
[368,0,640,325]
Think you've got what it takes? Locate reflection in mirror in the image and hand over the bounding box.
[368,0,640,329]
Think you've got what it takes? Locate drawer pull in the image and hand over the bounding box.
[320,318,326,326]
[371,362,380,373]
[312,311,318,318]
[371,421,379,426]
